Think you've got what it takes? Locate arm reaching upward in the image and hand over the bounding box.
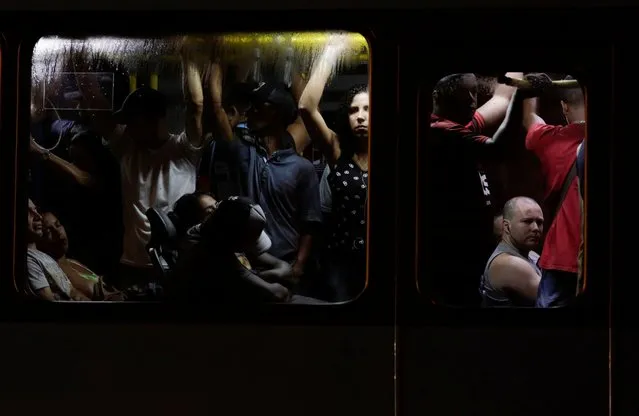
[208,60,235,142]
[181,45,207,147]
[287,66,311,154]
[298,36,349,165]
[476,72,523,129]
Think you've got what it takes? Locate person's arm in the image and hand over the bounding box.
[488,88,527,145]
[208,61,235,142]
[181,46,207,148]
[293,234,313,280]
[235,260,290,302]
[35,287,57,301]
[69,287,91,301]
[27,255,58,301]
[319,165,332,214]
[251,252,293,282]
[476,72,524,130]
[523,97,546,132]
[30,137,96,188]
[293,163,323,278]
[488,254,541,301]
[287,68,311,154]
[298,37,348,165]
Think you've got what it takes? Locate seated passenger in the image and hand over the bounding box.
[171,191,218,238]
[37,211,125,301]
[480,197,543,307]
[172,196,292,303]
[26,199,89,301]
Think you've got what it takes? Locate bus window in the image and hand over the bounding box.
[419,72,586,309]
[25,33,371,305]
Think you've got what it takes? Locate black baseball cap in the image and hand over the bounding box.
[249,82,298,125]
[201,196,272,255]
[113,87,167,124]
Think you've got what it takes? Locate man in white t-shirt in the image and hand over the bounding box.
[102,84,209,290]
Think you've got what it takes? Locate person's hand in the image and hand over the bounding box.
[325,33,350,54]
[521,72,553,98]
[268,283,291,302]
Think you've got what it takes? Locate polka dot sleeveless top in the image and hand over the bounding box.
[327,156,368,256]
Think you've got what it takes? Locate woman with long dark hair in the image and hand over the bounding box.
[299,37,369,302]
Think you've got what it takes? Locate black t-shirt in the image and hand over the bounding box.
[423,113,496,306]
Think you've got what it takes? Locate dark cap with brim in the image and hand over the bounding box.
[113,87,167,124]
[249,82,298,125]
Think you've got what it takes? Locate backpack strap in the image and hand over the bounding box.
[549,156,578,228]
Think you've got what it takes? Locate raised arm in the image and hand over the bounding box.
[181,46,207,147]
[298,37,347,165]
[287,68,311,154]
[490,88,528,145]
[476,72,523,129]
[208,60,235,142]
[523,97,546,131]
[522,73,552,131]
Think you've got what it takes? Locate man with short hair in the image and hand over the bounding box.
[82,51,211,291]
[425,72,523,307]
[480,197,543,307]
[208,61,321,283]
[523,74,585,308]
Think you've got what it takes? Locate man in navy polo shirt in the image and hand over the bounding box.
[207,61,321,284]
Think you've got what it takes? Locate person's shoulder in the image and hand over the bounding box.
[491,252,535,273]
[293,155,317,174]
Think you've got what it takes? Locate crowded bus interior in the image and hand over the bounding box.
[25,32,587,309]
[26,32,371,304]
[420,72,586,308]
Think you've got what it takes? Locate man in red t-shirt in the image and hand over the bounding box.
[523,74,585,308]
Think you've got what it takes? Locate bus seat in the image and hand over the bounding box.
[146,207,178,281]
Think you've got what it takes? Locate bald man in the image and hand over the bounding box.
[480,197,543,307]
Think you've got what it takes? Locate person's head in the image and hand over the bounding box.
[559,75,586,124]
[335,84,369,155]
[502,197,544,252]
[173,192,218,233]
[113,87,168,148]
[27,199,43,244]
[246,82,297,136]
[37,212,69,260]
[432,73,478,125]
[200,196,271,256]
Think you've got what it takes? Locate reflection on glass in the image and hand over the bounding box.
[420,72,585,308]
[26,33,370,304]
